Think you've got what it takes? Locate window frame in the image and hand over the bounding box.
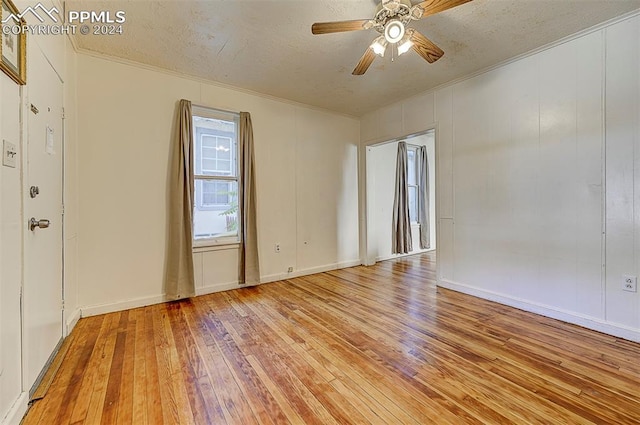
[192,105,241,247]
[406,145,420,224]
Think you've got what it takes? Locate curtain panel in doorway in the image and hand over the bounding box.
[392,141,412,254]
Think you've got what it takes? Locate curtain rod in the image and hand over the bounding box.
[192,103,240,115]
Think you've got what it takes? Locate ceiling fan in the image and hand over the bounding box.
[311,0,472,75]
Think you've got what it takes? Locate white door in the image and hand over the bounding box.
[23,46,64,392]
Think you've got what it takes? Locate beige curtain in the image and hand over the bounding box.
[165,99,196,300]
[417,146,430,249]
[239,112,260,285]
[392,142,413,254]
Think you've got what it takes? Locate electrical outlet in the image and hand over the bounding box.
[623,276,637,292]
[274,244,281,253]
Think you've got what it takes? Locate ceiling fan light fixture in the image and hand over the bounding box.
[370,36,388,57]
[397,28,414,55]
[397,36,413,55]
[384,20,405,44]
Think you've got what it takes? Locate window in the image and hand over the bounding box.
[192,106,240,244]
[407,146,419,223]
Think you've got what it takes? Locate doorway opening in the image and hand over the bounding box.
[365,130,436,264]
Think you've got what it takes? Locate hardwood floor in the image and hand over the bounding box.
[23,252,640,424]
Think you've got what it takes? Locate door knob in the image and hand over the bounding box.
[29,218,50,231]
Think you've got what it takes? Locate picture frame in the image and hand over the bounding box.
[0,0,26,85]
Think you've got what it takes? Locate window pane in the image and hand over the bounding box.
[202,159,216,172]
[407,149,416,186]
[194,118,237,177]
[218,147,231,161]
[202,180,230,206]
[202,137,216,150]
[216,159,231,172]
[408,186,417,223]
[194,180,239,239]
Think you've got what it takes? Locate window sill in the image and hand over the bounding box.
[193,241,240,253]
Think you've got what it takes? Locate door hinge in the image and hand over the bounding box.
[61,107,65,120]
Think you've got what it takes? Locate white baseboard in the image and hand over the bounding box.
[438,279,640,343]
[260,259,362,284]
[0,392,28,425]
[65,308,82,336]
[81,294,168,317]
[196,281,242,296]
[80,260,362,317]
[376,248,435,263]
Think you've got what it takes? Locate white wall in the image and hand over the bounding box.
[361,14,640,342]
[76,54,360,314]
[367,133,436,262]
[605,16,640,331]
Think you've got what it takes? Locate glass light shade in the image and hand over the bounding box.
[370,36,387,57]
[397,37,413,55]
[384,20,405,44]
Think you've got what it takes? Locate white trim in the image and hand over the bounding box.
[363,124,438,148]
[0,392,28,425]
[260,259,362,284]
[80,259,362,317]
[600,28,608,321]
[193,242,240,253]
[438,279,640,344]
[196,281,245,296]
[376,248,435,263]
[363,128,438,270]
[363,146,376,266]
[81,294,168,317]
[65,308,81,336]
[193,233,240,247]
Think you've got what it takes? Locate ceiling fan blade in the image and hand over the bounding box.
[352,48,377,75]
[409,29,444,63]
[414,0,472,19]
[312,19,371,35]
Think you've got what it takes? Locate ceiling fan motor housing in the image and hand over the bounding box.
[373,0,418,33]
[382,0,402,12]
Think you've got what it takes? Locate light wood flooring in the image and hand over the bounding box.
[23,252,640,424]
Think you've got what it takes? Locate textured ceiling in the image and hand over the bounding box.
[69,0,640,116]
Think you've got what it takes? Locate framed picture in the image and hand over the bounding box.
[0,0,26,85]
